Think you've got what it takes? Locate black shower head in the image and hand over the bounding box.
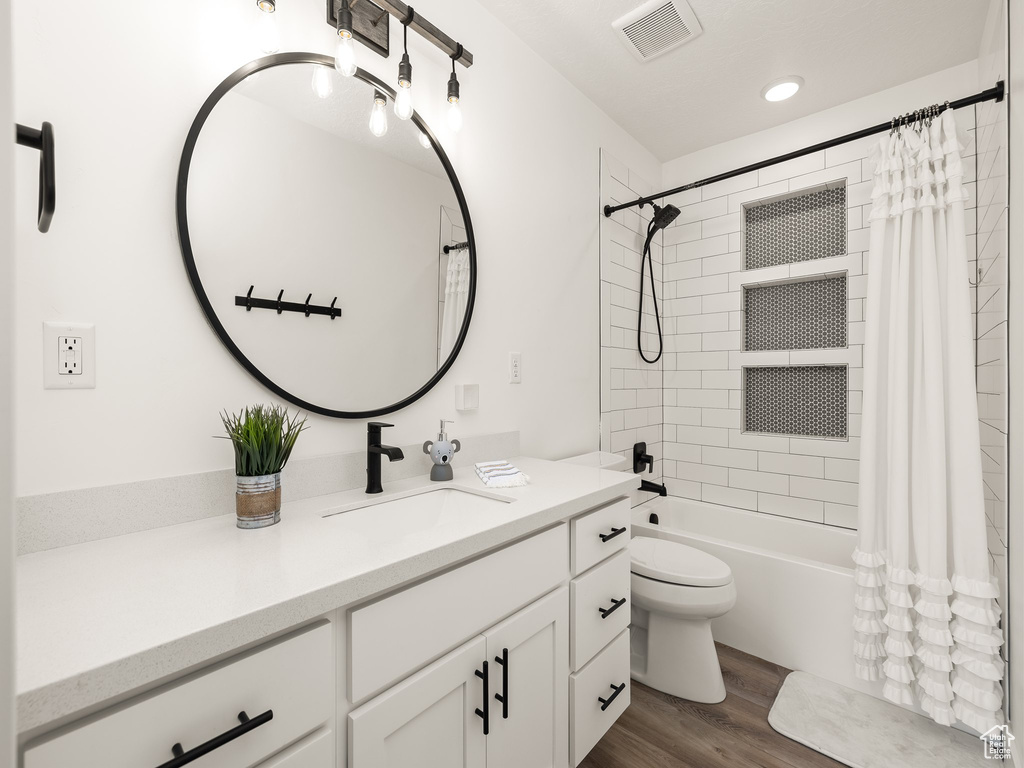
[651,203,681,231]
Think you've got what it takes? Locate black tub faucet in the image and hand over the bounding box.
[633,441,654,474]
[366,422,405,494]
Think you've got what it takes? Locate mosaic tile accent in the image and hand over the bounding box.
[744,366,848,438]
[744,277,847,351]
[744,186,847,270]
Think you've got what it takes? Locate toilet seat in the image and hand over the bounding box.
[629,537,732,587]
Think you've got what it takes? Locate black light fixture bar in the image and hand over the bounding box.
[330,0,472,67]
[443,241,469,253]
[327,0,391,58]
[604,80,1005,217]
[235,286,341,319]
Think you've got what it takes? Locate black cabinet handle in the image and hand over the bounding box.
[598,597,627,619]
[475,661,490,735]
[494,647,509,719]
[15,122,55,233]
[155,709,273,768]
[599,526,626,543]
[598,683,626,712]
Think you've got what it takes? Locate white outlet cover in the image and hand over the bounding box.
[44,322,96,389]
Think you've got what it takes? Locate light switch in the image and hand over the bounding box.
[44,322,96,389]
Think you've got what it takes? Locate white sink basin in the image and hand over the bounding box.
[322,486,514,528]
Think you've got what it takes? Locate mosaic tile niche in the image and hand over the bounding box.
[744,276,848,351]
[744,184,847,270]
[744,365,848,438]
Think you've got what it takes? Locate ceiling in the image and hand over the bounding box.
[475,0,988,160]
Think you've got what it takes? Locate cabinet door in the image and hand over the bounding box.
[349,636,487,768]
[484,587,569,768]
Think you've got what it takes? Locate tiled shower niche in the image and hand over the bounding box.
[744,365,848,438]
[743,182,847,270]
[743,276,848,351]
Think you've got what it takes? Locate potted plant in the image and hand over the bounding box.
[219,405,307,529]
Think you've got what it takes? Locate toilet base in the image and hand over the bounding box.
[630,611,726,704]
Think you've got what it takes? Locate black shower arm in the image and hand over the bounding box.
[15,121,55,233]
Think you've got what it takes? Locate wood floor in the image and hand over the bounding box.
[579,643,844,768]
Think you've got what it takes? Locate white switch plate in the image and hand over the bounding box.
[44,322,96,389]
[509,352,522,384]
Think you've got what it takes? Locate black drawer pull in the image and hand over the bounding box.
[598,683,626,712]
[598,597,627,619]
[599,526,626,543]
[156,709,273,768]
[475,661,490,735]
[494,647,509,719]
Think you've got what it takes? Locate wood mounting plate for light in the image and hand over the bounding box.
[326,0,390,59]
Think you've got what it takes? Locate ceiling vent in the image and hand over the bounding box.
[612,0,703,62]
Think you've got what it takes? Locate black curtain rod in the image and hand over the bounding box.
[604,80,1005,217]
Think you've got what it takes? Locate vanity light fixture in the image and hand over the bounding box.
[761,76,803,102]
[394,9,415,120]
[369,90,389,137]
[334,0,358,77]
[447,47,463,133]
[255,0,280,54]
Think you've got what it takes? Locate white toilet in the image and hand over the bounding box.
[629,536,737,703]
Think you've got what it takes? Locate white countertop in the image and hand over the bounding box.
[16,457,635,733]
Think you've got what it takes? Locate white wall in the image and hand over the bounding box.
[0,0,15,758]
[11,0,660,495]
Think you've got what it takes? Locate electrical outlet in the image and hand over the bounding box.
[44,322,96,389]
[509,352,522,384]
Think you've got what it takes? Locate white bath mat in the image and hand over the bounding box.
[768,672,993,767]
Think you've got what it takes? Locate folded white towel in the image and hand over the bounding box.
[475,460,530,488]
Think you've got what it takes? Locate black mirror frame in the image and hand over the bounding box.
[176,53,477,419]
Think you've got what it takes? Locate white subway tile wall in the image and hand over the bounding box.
[655,107,980,528]
[600,151,664,504]
[974,93,1007,573]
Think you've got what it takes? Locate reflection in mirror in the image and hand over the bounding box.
[184,59,473,415]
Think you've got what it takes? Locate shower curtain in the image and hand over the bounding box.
[439,247,471,361]
[853,109,1003,732]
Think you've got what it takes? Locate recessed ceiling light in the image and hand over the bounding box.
[762,77,803,102]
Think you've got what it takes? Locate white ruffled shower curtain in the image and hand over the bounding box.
[853,109,1004,732]
[439,247,471,361]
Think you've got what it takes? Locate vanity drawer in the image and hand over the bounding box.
[24,622,334,768]
[349,524,569,703]
[570,549,630,670]
[571,497,630,575]
[570,629,631,767]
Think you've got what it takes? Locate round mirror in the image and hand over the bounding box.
[177,54,476,417]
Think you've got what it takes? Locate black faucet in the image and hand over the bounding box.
[366,422,405,494]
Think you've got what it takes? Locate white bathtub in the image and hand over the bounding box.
[632,496,879,697]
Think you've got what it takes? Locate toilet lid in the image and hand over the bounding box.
[630,537,733,587]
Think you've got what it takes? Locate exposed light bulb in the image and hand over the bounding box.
[311,66,333,99]
[335,34,357,77]
[256,1,280,54]
[446,63,462,133]
[394,86,413,120]
[369,92,388,137]
[418,131,431,149]
[447,99,462,133]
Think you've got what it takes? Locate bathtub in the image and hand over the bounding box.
[632,496,879,697]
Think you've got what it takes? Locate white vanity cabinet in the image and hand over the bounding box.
[349,588,568,768]
[22,621,335,768]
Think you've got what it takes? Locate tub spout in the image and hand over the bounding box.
[640,479,667,497]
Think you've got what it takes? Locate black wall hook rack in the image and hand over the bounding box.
[15,122,55,233]
[443,241,469,254]
[236,286,342,320]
